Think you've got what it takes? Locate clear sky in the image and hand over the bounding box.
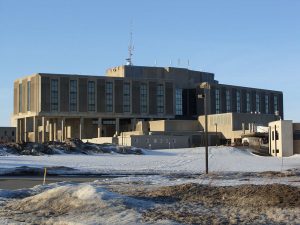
[0,0,299,126]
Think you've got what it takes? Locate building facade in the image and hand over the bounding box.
[12,65,284,143]
[0,127,16,143]
[269,120,300,157]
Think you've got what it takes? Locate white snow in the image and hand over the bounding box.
[0,147,299,174]
[0,183,175,225]
[0,147,299,225]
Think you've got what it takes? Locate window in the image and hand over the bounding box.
[123,83,130,112]
[246,92,250,113]
[226,90,231,112]
[88,81,95,111]
[236,90,241,113]
[215,89,220,114]
[27,81,31,111]
[157,84,164,113]
[105,82,113,112]
[175,88,183,115]
[140,83,148,113]
[12,131,15,136]
[274,95,278,113]
[293,130,300,140]
[19,83,22,112]
[70,80,78,112]
[265,95,269,114]
[50,79,59,111]
[256,93,260,112]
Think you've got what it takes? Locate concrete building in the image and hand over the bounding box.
[0,127,16,143]
[85,120,215,149]
[198,112,278,145]
[12,65,283,143]
[269,120,300,157]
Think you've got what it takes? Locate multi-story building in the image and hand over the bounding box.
[12,65,283,143]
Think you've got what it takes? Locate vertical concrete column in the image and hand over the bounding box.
[19,119,23,142]
[49,119,53,141]
[115,118,120,136]
[33,117,38,143]
[131,118,137,131]
[24,117,28,142]
[79,117,84,140]
[53,119,57,141]
[61,118,65,141]
[16,119,20,143]
[42,117,46,143]
[97,118,102,138]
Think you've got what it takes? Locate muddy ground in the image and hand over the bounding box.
[0,173,299,224]
[109,183,300,225]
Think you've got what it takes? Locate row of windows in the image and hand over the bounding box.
[175,89,183,115]
[49,80,167,114]
[88,81,95,112]
[51,80,59,111]
[215,89,279,114]
[157,84,164,114]
[140,84,148,113]
[123,83,130,113]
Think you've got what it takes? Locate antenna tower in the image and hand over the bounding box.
[126,23,134,66]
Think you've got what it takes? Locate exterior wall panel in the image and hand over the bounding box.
[251,90,256,112]
[221,87,227,113]
[114,80,123,113]
[14,81,18,115]
[279,93,284,119]
[41,76,50,112]
[165,82,173,115]
[97,79,105,112]
[149,81,157,115]
[22,80,27,113]
[132,81,140,114]
[232,88,237,113]
[79,78,88,112]
[241,89,247,113]
[60,77,70,112]
[30,76,37,113]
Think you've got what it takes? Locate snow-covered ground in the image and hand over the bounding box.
[0,147,299,175]
[0,147,299,224]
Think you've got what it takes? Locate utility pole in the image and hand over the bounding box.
[215,123,218,147]
[204,90,208,174]
[198,82,210,174]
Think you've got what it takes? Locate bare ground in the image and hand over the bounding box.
[0,176,299,224]
[116,183,300,225]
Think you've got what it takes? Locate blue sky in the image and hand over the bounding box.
[0,0,299,126]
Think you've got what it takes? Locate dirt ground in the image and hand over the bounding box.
[114,183,300,225]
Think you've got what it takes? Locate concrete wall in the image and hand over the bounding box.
[199,113,278,143]
[269,120,293,157]
[123,134,191,149]
[0,127,16,143]
[106,65,215,89]
[293,123,300,154]
[149,120,200,132]
[13,74,40,116]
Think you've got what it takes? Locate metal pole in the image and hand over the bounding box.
[204,91,208,174]
[215,123,218,147]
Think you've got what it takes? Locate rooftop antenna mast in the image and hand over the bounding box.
[126,22,134,66]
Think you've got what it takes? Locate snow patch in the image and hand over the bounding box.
[0,183,174,225]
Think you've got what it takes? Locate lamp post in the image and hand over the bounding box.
[198,82,210,174]
[215,123,218,146]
